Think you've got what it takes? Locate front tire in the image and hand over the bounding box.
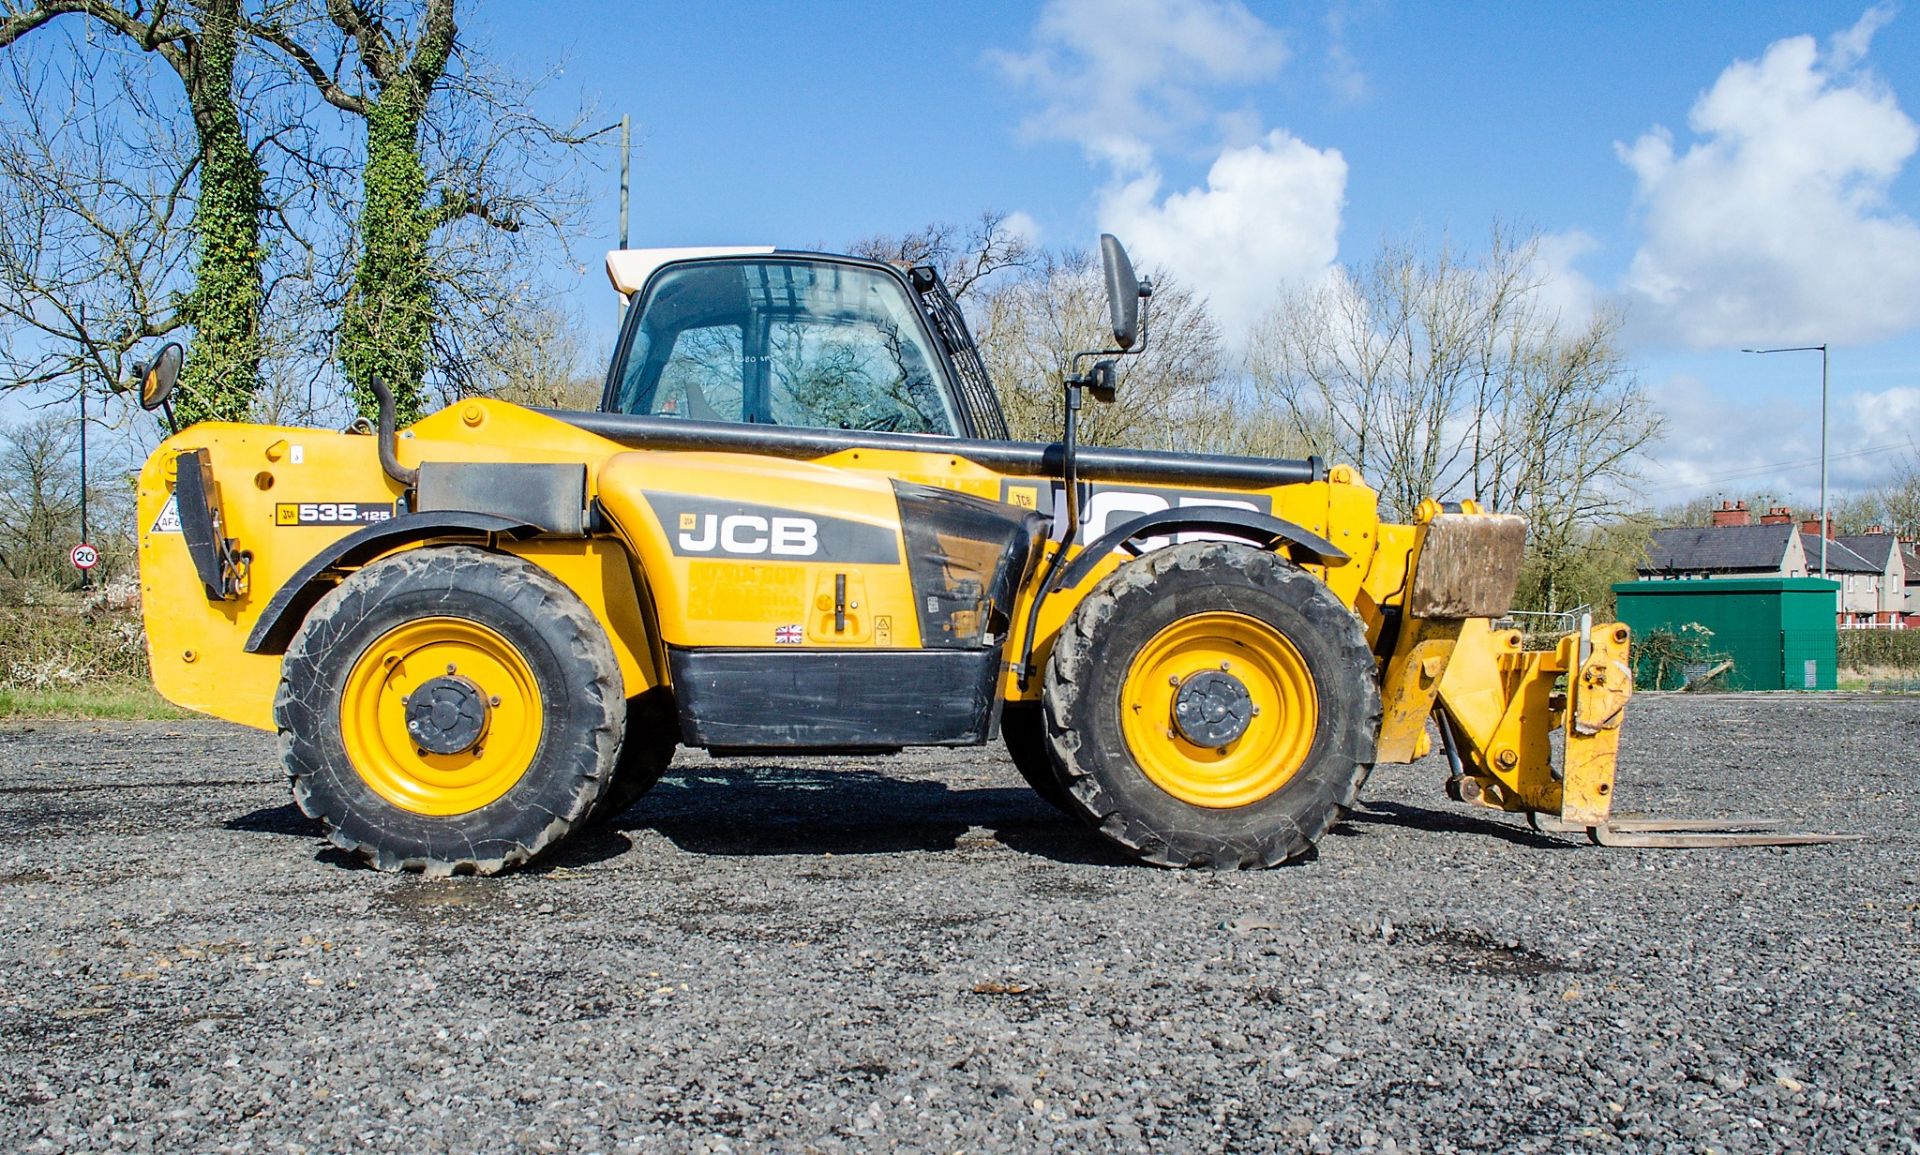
[1043,541,1380,869]
[277,546,624,875]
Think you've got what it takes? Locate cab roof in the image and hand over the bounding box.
[604,247,776,296]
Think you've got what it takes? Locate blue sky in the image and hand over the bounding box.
[478,0,1920,510]
[9,2,1914,513]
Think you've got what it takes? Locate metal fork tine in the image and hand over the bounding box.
[1589,827,1864,849]
[1527,810,1860,847]
[1602,817,1784,833]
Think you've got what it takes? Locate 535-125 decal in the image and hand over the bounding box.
[275,502,396,527]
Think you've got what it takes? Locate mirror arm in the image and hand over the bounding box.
[1015,374,1085,690]
[1132,279,1154,355]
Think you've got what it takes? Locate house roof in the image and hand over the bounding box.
[1836,534,1895,569]
[1800,533,1880,573]
[1904,545,1920,585]
[1643,524,1794,573]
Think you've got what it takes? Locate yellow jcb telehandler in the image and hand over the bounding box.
[129,235,1840,874]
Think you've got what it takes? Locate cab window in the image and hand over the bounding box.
[609,259,958,435]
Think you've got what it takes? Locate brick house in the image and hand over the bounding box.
[1833,528,1909,625]
[1639,501,1886,626]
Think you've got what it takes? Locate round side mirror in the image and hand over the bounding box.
[1100,234,1141,350]
[140,342,183,411]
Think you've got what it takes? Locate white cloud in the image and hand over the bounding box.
[997,1,1346,348]
[1001,210,1044,248]
[1097,131,1347,345]
[1619,5,1920,348]
[1641,374,1919,506]
[992,0,1289,170]
[1529,229,1602,330]
[1322,3,1369,103]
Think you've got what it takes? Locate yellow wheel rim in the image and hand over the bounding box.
[340,617,544,816]
[1119,611,1318,809]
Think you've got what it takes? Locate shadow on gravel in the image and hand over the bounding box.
[225,803,321,837]
[1346,799,1573,849]
[615,764,1138,867]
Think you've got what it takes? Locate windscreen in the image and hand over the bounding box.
[609,259,958,435]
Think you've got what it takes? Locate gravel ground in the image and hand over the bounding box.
[0,693,1915,1154]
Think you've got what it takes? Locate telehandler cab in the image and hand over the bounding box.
[131,235,1841,874]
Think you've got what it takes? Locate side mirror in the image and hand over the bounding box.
[1100,233,1141,350]
[138,342,183,411]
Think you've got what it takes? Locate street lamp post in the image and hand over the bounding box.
[1742,343,1829,578]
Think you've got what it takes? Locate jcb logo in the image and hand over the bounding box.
[648,492,900,564]
[677,513,819,557]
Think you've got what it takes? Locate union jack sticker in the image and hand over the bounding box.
[774,624,804,645]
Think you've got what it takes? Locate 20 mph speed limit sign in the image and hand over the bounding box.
[69,543,99,571]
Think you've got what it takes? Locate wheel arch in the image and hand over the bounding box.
[1055,507,1351,593]
[245,511,669,696]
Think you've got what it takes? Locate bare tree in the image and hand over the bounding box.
[1250,225,1662,610]
[0,414,135,591]
[0,44,193,394]
[849,210,1037,300]
[972,247,1230,449]
[471,298,602,411]
[246,0,599,420]
[0,0,270,421]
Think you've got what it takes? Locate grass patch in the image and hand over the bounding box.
[0,681,190,721]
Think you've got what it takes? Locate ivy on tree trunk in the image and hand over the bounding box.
[340,88,434,424]
[176,2,264,425]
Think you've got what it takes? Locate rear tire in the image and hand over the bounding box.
[1043,541,1379,869]
[276,546,623,875]
[1001,704,1071,812]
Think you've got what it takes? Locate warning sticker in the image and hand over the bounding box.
[150,495,181,534]
[275,502,397,527]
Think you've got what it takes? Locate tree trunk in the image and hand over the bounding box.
[176,0,264,424]
[339,85,434,423]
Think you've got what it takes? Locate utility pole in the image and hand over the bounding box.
[582,116,634,326]
[77,303,89,587]
[618,113,631,324]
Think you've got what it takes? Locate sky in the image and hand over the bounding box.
[471,0,1920,513]
[7,1,1916,515]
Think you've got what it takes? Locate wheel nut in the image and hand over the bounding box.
[1219,661,1231,671]
[488,695,501,707]
[445,663,457,674]
[1168,675,1181,686]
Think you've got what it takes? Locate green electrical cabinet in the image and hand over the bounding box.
[1611,578,1839,691]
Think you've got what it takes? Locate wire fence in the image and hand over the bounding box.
[1492,606,1591,651]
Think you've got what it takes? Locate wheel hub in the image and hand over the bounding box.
[1171,669,1254,748]
[404,675,490,755]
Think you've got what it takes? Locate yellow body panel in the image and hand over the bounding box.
[594,450,927,649]
[138,422,402,728]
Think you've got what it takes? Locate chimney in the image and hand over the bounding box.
[1867,524,1888,536]
[1801,517,1831,538]
[1710,499,1751,528]
[1759,505,1794,525]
